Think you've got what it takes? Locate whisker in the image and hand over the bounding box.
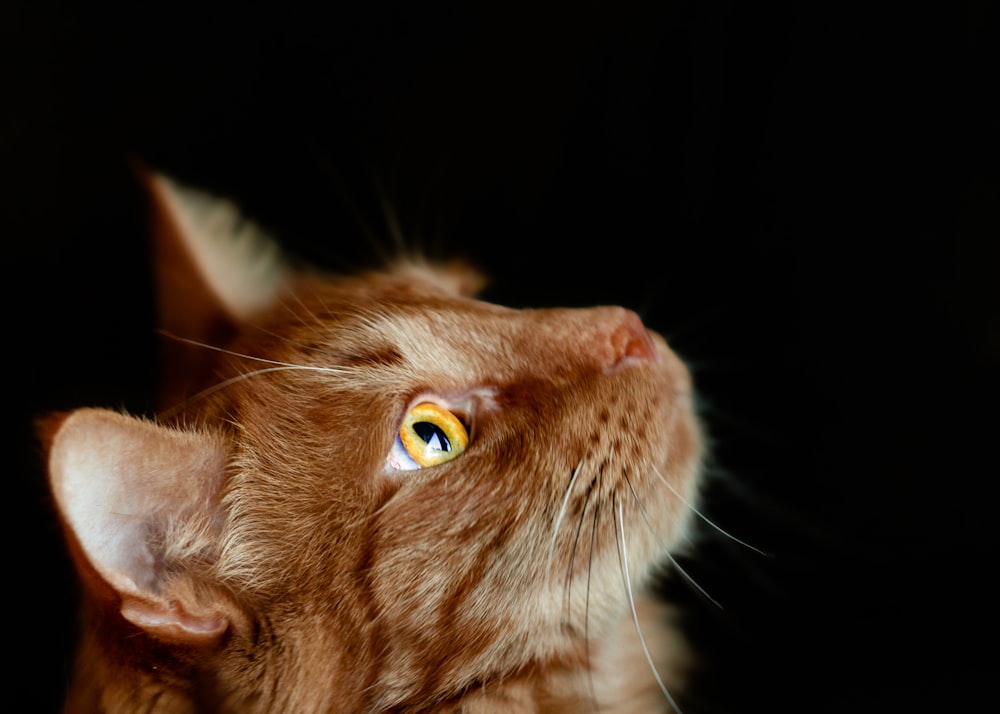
[652,465,772,558]
[311,147,396,269]
[271,291,340,349]
[158,331,355,375]
[240,315,342,365]
[584,505,600,713]
[562,473,592,624]
[377,187,411,259]
[615,497,683,714]
[622,473,723,610]
[547,463,583,579]
[157,365,323,420]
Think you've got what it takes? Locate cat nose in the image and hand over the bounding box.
[601,308,658,370]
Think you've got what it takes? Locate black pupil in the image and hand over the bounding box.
[413,421,451,452]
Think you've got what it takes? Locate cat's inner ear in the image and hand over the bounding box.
[141,169,291,331]
[44,408,235,646]
[140,169,293,404]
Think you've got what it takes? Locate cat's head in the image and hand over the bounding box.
[40,171,703,711]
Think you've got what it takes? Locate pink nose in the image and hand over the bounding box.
[605,309,657,370]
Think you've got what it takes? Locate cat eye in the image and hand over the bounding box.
[389,402,469,470]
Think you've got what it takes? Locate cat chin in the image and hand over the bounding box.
[568,595,692,712]
[455,594,691,712]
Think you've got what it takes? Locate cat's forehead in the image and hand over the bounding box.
[303,266,486,307]
[256,269,519,382]
[286,270,511,342]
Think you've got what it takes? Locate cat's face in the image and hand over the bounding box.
[211,267,699,707]
[42,174,702,712]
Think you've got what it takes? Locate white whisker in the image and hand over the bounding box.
[622,474,723,610]
[561,478,593,624]
[615,498,683,714]
[158,330,355,375]
[270,292,339,350]
[250,319,329,356]
[378,188,410,258]
[653,465,771,558]
[584,506,600,713]
[157,365,324,420]
[547,463,582,579]
[663,550,721,610]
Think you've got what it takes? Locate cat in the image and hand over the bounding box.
[37,169,704,713]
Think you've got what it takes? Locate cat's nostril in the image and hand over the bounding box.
[607,310,657,368]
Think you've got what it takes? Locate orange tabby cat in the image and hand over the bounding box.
[38,171,703,712]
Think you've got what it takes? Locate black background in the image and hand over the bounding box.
[4,1,997,712]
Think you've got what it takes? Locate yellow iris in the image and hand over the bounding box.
[398,402,469,467]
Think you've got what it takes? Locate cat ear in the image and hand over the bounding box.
[141,168,291,325]
[43,408,236,646]
[137,167,292,403]
[387,256,488,297]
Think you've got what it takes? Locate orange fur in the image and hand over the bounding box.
[40,172,703,712]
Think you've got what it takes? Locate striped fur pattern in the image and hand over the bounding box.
[39,174,703,712]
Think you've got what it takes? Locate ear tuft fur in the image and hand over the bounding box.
[386,255,488,297]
